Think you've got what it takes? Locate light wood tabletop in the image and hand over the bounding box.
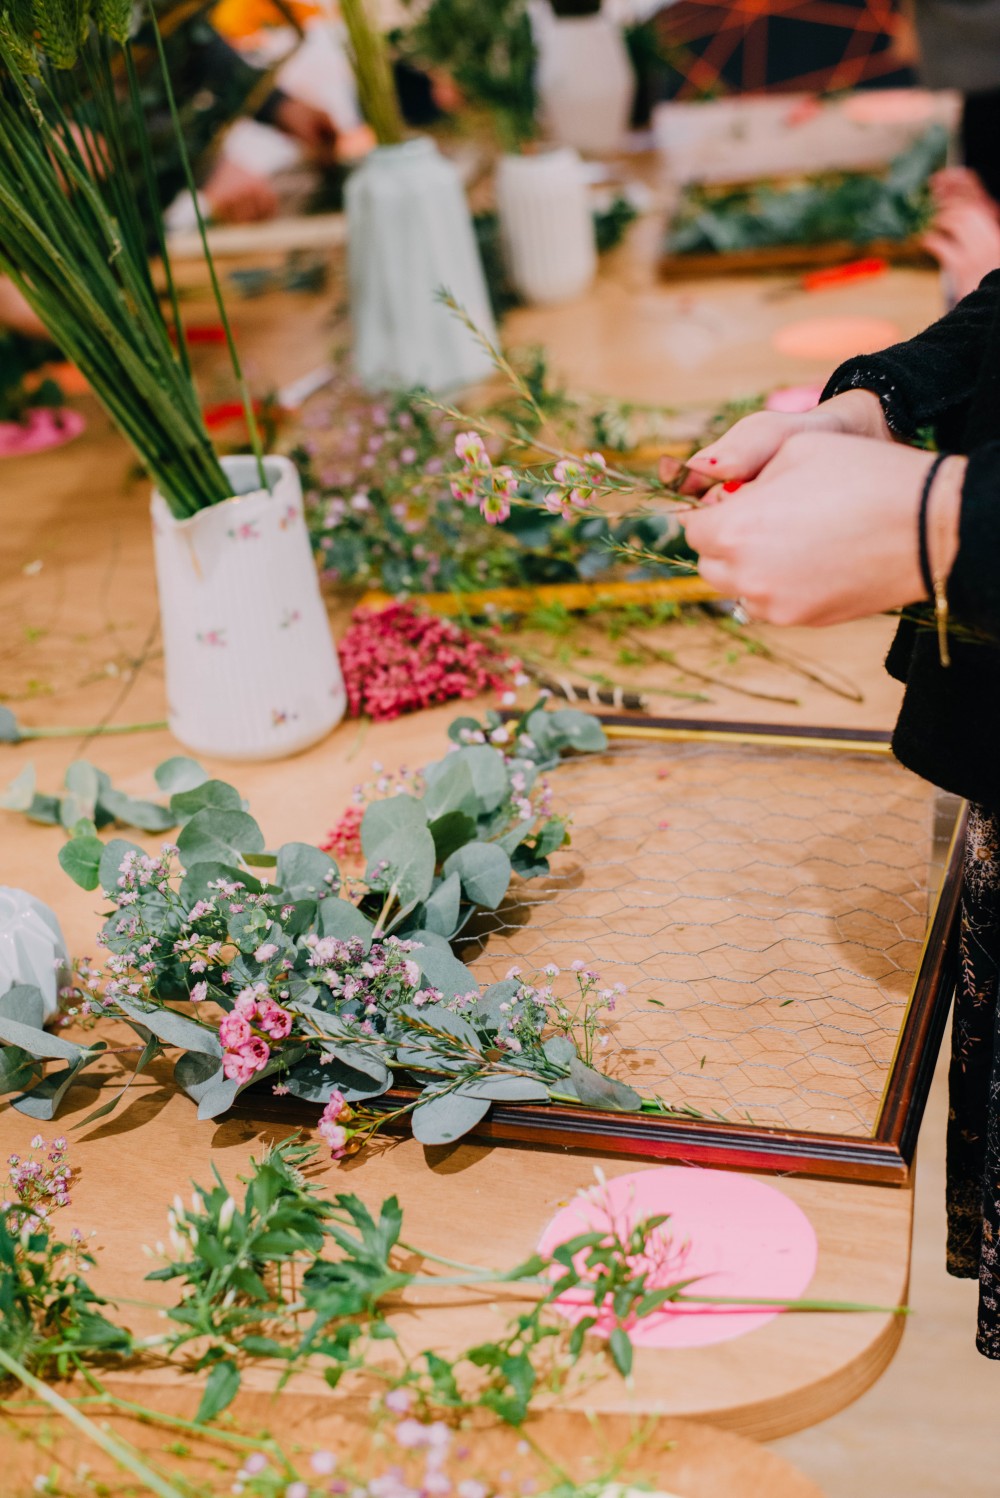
[0,224,948,1476]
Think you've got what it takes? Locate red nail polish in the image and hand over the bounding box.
[722,479,744,493]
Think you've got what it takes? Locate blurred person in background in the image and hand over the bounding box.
[909,0,1000,296]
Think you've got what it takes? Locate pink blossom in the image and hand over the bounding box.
[189,981,208,1004]
[254,942,279,963]
[454,431,486,466]
[219,1013,252,1049]
[256,999,293,1039]
[480,492,511,525]
[223,1050,259,1084]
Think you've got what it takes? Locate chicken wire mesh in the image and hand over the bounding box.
[459,736,952,1140]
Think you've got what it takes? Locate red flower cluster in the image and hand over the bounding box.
[322,803,364,859]
[338,603,518,722]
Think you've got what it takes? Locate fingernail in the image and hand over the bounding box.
[722,480,744,493]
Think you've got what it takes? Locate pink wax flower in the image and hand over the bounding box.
[218,1013,252,1050]
[454,431,487,466]
[480,492,511,525]
[256,999,293,1039]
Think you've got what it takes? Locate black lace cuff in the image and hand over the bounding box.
[819,360,916,439]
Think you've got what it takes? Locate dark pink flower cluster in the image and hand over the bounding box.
[321,802,364,859]
[338,603,519,722]
[219,986,294,1084]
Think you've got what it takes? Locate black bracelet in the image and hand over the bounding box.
[917,453,949,600]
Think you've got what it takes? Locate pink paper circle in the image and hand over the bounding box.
[537,1167,818,1350]
[765,383,824,414]
[0,407,85,457]
[771,315,900,363]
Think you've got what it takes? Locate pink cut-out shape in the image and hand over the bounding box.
[537,1166,818,1350]
[0,408,85,458]
[765,384,824,414]
[771,316,900,363]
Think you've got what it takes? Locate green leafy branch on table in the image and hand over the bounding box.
[666,125,949,257]
[0,1133,905,1466]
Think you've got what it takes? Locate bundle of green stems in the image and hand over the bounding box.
[0,0,263,516]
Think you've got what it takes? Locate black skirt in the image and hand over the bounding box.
[947,805,1000,1356]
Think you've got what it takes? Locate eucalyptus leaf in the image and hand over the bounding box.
[99,788,177,833]
[422,756,478,819]
[421,872,462,938]
[449,745,508,813]
[114,997,222,1057]
[0,1044,42,1095]
[411,1086,491,1145]
[26,794,61,826]
[0,763,35,812]
[0,706,22,743]
[459,1075,550,1102]
[169,780,243,823]
[360,794,427,860]
[547,708,608,752]
[174,1052,240,1117]
[179,861,265,906]
[0,983,45,1029]
[13,1048,102,1120]
[412,945,479,1001]
[366,826,436,908]
[285,1052,392,1104]
[0,1011,82,1061]
[317,897,374,943]
[392,1002,482,1074]
[98,837,145,894]
[276,842,338,900]
[543,1035,578,1067]
[444,841,512,910]
[155,756,209,794]
[567,1057,642,1113]
[58,834,105,891]
[63,760,101,821]
[470,979,521,1030]
[177,809,265,867]
[428,810,477,866]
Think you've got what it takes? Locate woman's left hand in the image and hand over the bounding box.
[683,431,964,627]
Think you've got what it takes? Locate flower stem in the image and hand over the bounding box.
[0,1348,186,1498]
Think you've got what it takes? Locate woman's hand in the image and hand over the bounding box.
[661,387,893,497]
[683,432,964,627]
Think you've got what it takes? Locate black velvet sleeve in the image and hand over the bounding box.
[820,269,1000,440]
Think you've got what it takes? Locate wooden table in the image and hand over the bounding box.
[0,233,947,1482]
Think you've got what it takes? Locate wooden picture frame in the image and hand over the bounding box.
[252,720,963,1186]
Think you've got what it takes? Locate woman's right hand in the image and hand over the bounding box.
[660,387,894,497]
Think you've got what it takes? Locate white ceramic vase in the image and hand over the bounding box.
[345,136,496,392]
[0,887,70,1022]
[151,455,346,761]
[496,148,597,305]
[534,5,635,156]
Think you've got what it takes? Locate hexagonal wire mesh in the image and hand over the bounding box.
[458,732,959,1148]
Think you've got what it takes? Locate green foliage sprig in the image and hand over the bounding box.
[0,1135,902,1442]
[666,125,949,257]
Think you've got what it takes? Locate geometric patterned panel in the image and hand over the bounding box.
[657,0,912,98]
